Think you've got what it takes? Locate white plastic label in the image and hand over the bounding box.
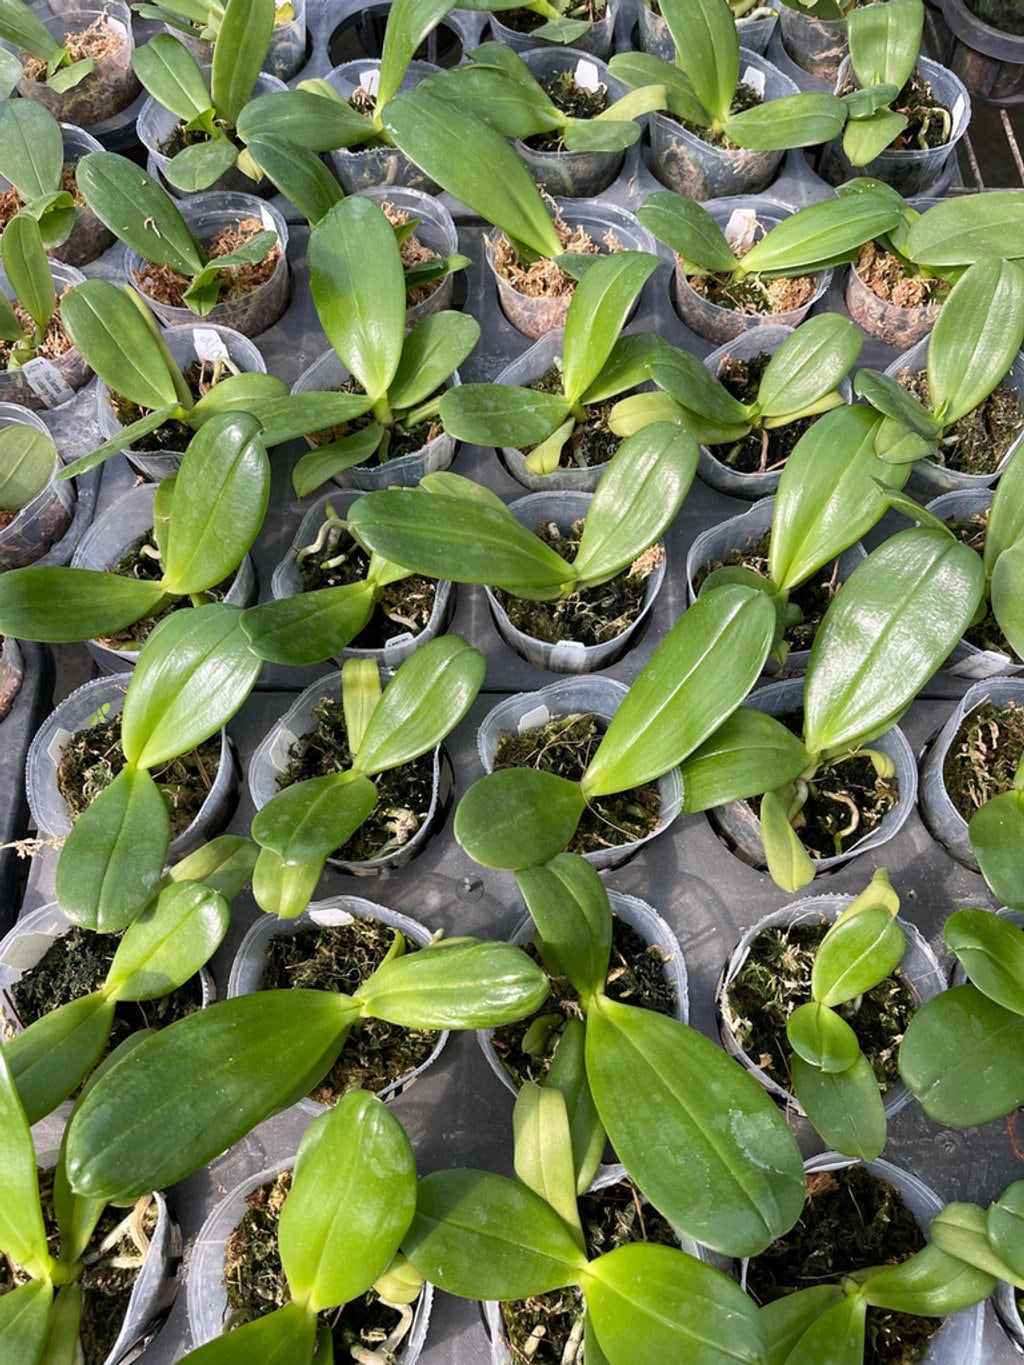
[311,907,356,928]
[741,65,766,96]
[1,936,55,971]
[383,633,414,667]
[575,59,601,93]
[359,68,380,97]
[518,705,550,734]
[21,358,73,408]
[47,727,72,765]
[947,650,1018,680]
[952,94,966,131]
[260,206,275,232]
[550,640,588,666]
[724,208,759,254]
[193,328,229,363]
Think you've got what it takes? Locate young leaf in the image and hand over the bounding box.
[638,191,737,274]
[132,31,212,122]
[679,708,811,813]
[6,992,115,1125]
[927,257,1024,428]
[210,0,274,126]
[386,311,480,412]
[843,108,909,167]
[811,908,905,1007]
[164,137,240,194]
[943,908,1024,1016]
[659,0,738,128]
[377,0,456,110]
[560,252,659,406]
[1,212,54,332]
[291,424,383,497]
[848,0,923,89]
[608,51,710,127]
[988,1183,1024,1283]
[548,1019,604,1195]
[106,880,230,1002]
[725,92,846,152]
[251,772,379,866]
[858,1242,995,1316]
[756,314,862,422]
[853,369,942,453]
[786,1002,860,1073]
[182,229,277,314]
[0,1281,53,1361]
[240,585,376,666]
[929,1202,1023,1287]
[438,382,571,449]
[970,789,1024,912]
[649,347,750,429]
[760,1286,846,1365]
[794,1053,886,1159]
[513,1084,584,1248]
[777,1292,866,1365]
[454,769,587,871]
[76,151,205,277]
[0,1052,51,1278]
[61,280,182,412]
[760,785,816,893]
[906,191,1024,268]
[986,442,1024,571]
[164,834,257,901]
[514,853,612,1005]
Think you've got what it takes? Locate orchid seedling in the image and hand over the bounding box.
[0,0,104,98]
[0,214,69,371]
[0,101,82,250]
[456,0,611,48]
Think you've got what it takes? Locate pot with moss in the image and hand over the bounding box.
[358,186,463,325]
[709,675,917,874]
[324,59,443,194]
[70,482,257,673]
[0,258,90,412]
[478,889,688,1099]
[844,237,948,349]
[0,404,74,571]
[187,1154,433,1363]
[7,2,140,128]
[476,675,684,871]
[740,1153,986,1364]
[165,0,307,81]
[718,895,945,1126]
[489,0,618,58]
[0,121,114,268]
[25,672,239,860]
[777,5,850,83]
[227,897,449,1115]
[686,499,865,671]
[247,674,450,875]
[638,0,779,59]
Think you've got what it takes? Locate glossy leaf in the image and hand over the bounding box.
[0,1051,50,1277]
[906,191,1024,267]
[928,1201,1024,1287]
[779,1292,866,1365]
[757,314,862,420]
[0,566,168,644]
[242,135,344,226]
[252,847,325,922]
[679,708,810,813]
[659,0,737,126]
[251,772,378,866]
[812,908,905,1007]
[61,279,181,412]
[854,369,941,454]
[2,213,54,331]
[0,99,62,202]
[792,1052,886,1159]
[989,1183,1024,1282]
[560,251,658,405]
[76,151,204,276]
[848,0,922,87]
[439,382,570,449]
[944,908,1024,1016]
[132,32,212,121]
[241,585,376,666]
[6,992,115,1126]
[759,1285,845,1365]
[182,1301,316,1365]
[182,230,277,314]
[726,92,846,152]
[859,1242,995,1316]
[454,769,587,871]
[164,137,241,194]
[638,191,737,273]
[0,1281,53,1364]
[986,442,1024,569]
[58,405,184,481]
[512,1084,583,1245]
[0,422,56,512]
[164,834,257,901]
[547,1018,604,1195]
[927,258,1024,427]
[237,89,371,151]
[739,194,902,276]
[378,0,455,109]
[387,311,479,412]
[650,346,750,427]
[844,108,909,166]
[291,424,383,497]
[210,0,274,124]
[970,789,1024,911]
[787,1002,860,1073]
[760,784,816,894]
[514,853,612,1004]
[107,880,229,1001]
[608,51,709,126]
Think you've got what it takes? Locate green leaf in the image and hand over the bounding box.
[0,1282,53,1364]
[405,1169,587,1299]
[638,191,736,274]
[585,997,804,1257]
[1,213,53,332]
[725,92,846,152]
[378,0,455,109]
[583,584,775,797]
[547,1018,604,1194]
[0,566,170,644]
[59,405,184,482]
[928,258,1024,428]
[242,391,374,447]
[794,1052,887,1159]
[65,991,353,1202]
[291,424,383,496]
[848,0,923,90]
[786,1002,860,1073]
[0,1052,50,1278]
[759,1286,845,1365]
[76,151,204,277]
[650,347,750,428]
[0,99,62,202]
[900,984,1024,1126]
[0,422,56,512]
[812,908,905,1007]
[843,108,909,167]
[757,315,862,421]
[211,0,274,125]
[252,847,325,921]
[165,833,257,901]
[930,1201,1024,1286]
[0,0,64,63]
[907,192,1024,268]
[760,785,816,893]
[512,1084,584,1247]
[161,413,269,595]
[181,1301,316,1365]
[309,197,406,402]
[679,708,811,813]
[40,1283,83,1364]
[55,765,170,933]
[608,51,710,126]
[777,1292,866,1365]
[61,280,181,412]
[164,136,240,194]
[805,527,985,752]
[986,443,1024,570]
[740,193,902,277]
[989,1183,1024,1282]
[454,769,587,871]
[242,135,344,227]
[660,0,737,126]
[6,991,115,1126]
[251,772,379,865]
[944,908,1024,1016]
[132,32,212,122]
[438,382,570,449]
[182,230,277,315]
[237,89,371,150]
[842,82,901,119]
[240,584,376,666]
[859,1242,995,1316]
[279,1090,416,1312]
[560,117,642,153]
[387,311,480,412]
[107,880,229,1001]
[853,369,941,452]
[970,789,1024,912]
[560,252,659,406]
[514,853,612,1004]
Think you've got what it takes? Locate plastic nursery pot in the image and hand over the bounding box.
[684,497,865,671]
[513,47,630,198]
[477,891,689,1101]
[270,490,454,670]
[485,196,658,340]
[0,635,23,724]
[165,0,307,80]
[708,675,917,873]
[356,186,461,325]
[740,1153,986,1365]
[693,325,853,498]
[247,674,449,876]
[638,0,779,60]
[290,349,458,491]
[227,897,449,1114]
[996,1279,1024,1356]
[0,403,74,572]
[8,2,139,127]
[938,0,1024,106]
[886,335,1024,497]
[484,489,667,674]
[25,673,239,860]
[844,252,944,351]
[777,5,849,83]
[671,202,832,346]
[818,58,971,197]
[476,674,684,872]
[125,192,290,338]
[919,677,1024,870]
[0,259,90,412]
[136,72,287,200]
[717,896,946,1123]
[489,0,618,59]
[324,60,443,195]
[71,483,257,673]
[187,1154,433,1360]
[648,50,800,201]
[94,321,266,483]
[0,123,113,268]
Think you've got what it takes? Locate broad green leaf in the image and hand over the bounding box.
[358,939,548,1029]
[514,853,612,1004]
[547,1018,604,1194]
[843,108,909,167]
[848,0,922,88]
[928,1201,1024,1286]
[583,1242,766,1365]
[760,785,816,893]
[804,529,984,754]
[757,315,862,421]
[251,772,378,866]
[291,424,383,497]
[387,311,480,412]
[0,1052,50,1277]
[560,116,642,153]
[906,191,1024,267]
[679,708,810,813]
[792,1052,886,1159]
[561,252,659,405]
[0,99,62,202]
[55,765,170,934]
[659,0,737,126]
[0,1281,53,1364]
[786,1002,860,1073]
[6,992,115,1126]
[237,90,371,150]
[0,567,169,644]
[512,1084,584,1246]
[777,1292,866,1365]
[759,1286,845,1365]
[0,422,56,512]
[586,997,805,1257]
[454,769,587,871]
[989,1183,1024,1282]
[242,135,344,226]
[725,92,846,152]
[107,880,229,1001]
[76,151,204,277]
[211,0,274,125]
[405,1169,587,1298]
[739,194,902,277]
[165,834,257,901]
[928,258,1024,427]
[279,1091,416,1312]
[378,0,455,109]
[252,846,326,921]
[607,51,710,126]
[650,347,750,428]
[438,382,570,449]
[240,585,376,665]
[132,32,212,121]
[61,280,181,412]
[859,1242,995,1316]
[1,213,53,332]
[65,991,354,1201]
[638,191,737,274]
[944,908,1024,1016]
[181,1301,316,1365]
[900,984,1024,1126]
[812,908,905,1006]
[970,789,1024,912]
[161,413,269,594]
[583,584,775,796]
[853,369,941,451]
[164,136,240,194]
[0,0,63,61]
[309,197,406,401]
[243,391,374,447]
[986,443,1024,570]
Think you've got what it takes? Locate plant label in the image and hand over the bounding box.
[952,93,967,130]
[359,69,380,97]
[47,727,72,766]
[741,65,766,97]
[21,358,73,409]
[575,59,601,93]
[518,704,550,734]
[193,329,230,364]
[948,650,1018,680]
[724,209,759,255]
[549,641,588,667]
[260,206,276,232]
[310,907,356,928]
[383,633,415,666]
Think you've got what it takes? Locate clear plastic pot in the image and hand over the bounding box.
[324,60,442,194]
[71,483,257,673]
[0,403,74,571]
[94,321,267,483]
[476,675,684,872]
[137,72,287,199]
[247,673,449,875]
[484,489,667,674]
[938,0,1024,105]
[125,192,290,338]
[291,349,458,491]
[187,1153,433,1358]
[885,335,1024,496]
[718,896,946,1122]
[672,202,831,345]
[227,896,449,1114]
[489,0,618,59]
[270,490,454,669]
[708,676,918,873]
[25,673,239,858]
[740,1153,986,1365]
[919,677,1024,870]
[164,0,306,80]
[0,259,90,411]
[0,122,114,267]
[486,196,658,339]
[844,254,943,350]
[819,58,972,197]
[777,5,849,82]
[0,636,23,723]
[694,325,853,497]
[685,498,865,671]
[477,890,689,1100]
[648,51,800,200]
[9,2,139,127]
[356,186,460,325]
[512,48,629,198]
[996,1280,1024,1355]
[638,0,778,59]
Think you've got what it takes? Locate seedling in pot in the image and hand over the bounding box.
[0,0,111,100]
[458,0,609,47]
[0,214,78,375]
[0,101,84,252]
[133,0,294,47]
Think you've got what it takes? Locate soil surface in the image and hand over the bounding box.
[308,376,444,464]
[494,204,622,299]
[524,70,609,153]
[0,291,74,369]
[134,217,281,308]
[499,0,605,32]
[98,530,231,650]
[519,363,641,469]
[854,241,948,309]
[109,360,229,453]
[22,17,125,84]
[839,68,952,150]
[898,369,1024,475]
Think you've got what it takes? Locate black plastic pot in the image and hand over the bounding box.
[939,0,1024,105]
